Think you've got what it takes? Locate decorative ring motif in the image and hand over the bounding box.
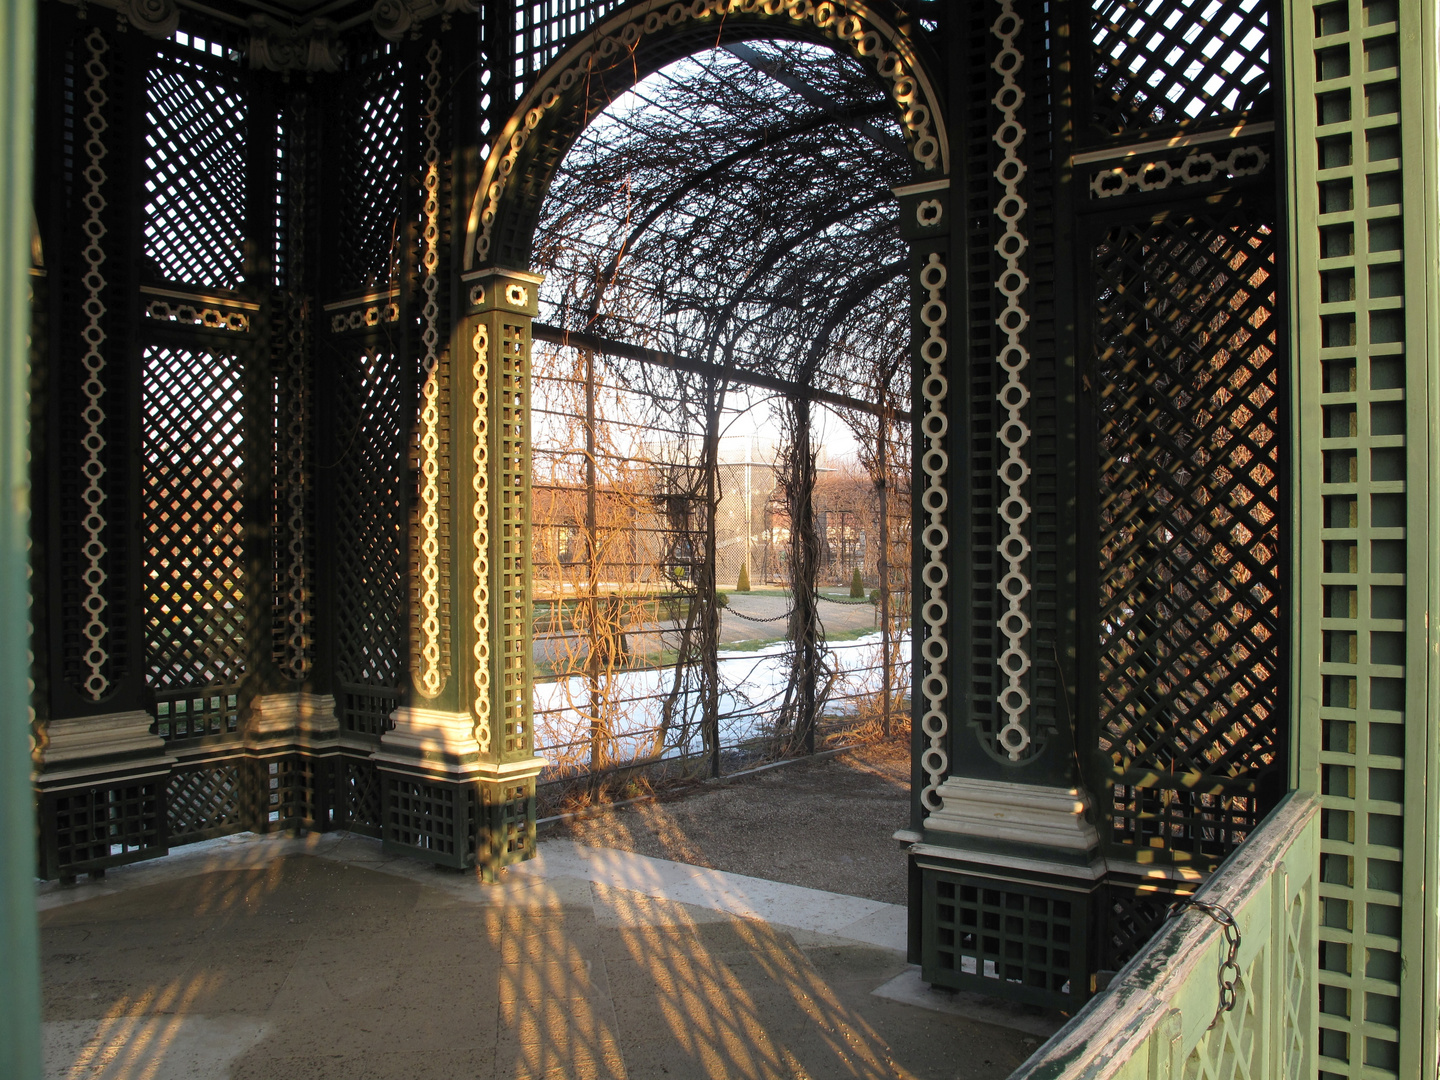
[472,321,492,752]
[1089,145,1271,199]
[918,250,951,812]
[78,29,112,701]
[416,40,446,698]
[992,0,1032,761]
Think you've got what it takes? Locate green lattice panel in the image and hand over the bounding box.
[383,775,474,869]
[1289,1,1431,1076]
[335,57,407,295]
[40,780,163,878]
[920,867,1090,1009]
[478,778,536,879]
[332,350,406,737]
[1089,0,1272,140]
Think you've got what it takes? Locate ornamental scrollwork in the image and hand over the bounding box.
[247,15,345,73]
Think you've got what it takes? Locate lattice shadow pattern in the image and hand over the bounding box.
[1091,212,1282,863]
[1091,0,1270,139]
[143,346,246,739]
[144,51,248,289]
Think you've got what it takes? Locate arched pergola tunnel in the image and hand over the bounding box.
[523,40,916,783]
[16,0,1440,1076]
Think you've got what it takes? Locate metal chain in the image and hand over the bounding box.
[727,591,876,622]
[1170,898,1241,1029]
[725,608,793,624]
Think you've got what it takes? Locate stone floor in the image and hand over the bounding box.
[38,832,1044,1080]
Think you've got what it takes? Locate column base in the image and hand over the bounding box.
[240,694,342,835]
[246,692,340,752]
[924,777,1100,859]
[909,778,1105,1010]
[375,706,543,877]
[35,711,174,880]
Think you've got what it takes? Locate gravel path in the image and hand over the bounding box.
[535,590,882,666]
[550,739,913,905]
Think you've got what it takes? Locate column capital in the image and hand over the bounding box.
[462,268,543,316]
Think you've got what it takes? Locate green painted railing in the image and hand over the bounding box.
[1,0,40,1075]
[1012,794,1319,1080]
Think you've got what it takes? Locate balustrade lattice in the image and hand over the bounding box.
[166,762,243,844]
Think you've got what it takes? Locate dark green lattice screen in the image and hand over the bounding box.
[331,348,409,739]
[142,345,247,741]
[1087,0,1272,140]
[1087,210,1285,867]
[334,51,409,296]
[144,44,249,290]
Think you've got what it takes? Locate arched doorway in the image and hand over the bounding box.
[403,0,967,885]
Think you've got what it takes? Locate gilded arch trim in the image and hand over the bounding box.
[463,0,949,270]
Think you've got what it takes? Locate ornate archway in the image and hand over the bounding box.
[463,0,949,271]
[429,1,972,877]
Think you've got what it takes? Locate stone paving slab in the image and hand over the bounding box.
[512,840,906,951]
[38,834,1036,1080]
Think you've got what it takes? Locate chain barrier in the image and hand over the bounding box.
[727,592,878,622]
[725,608,793,624]
[1169,898,1241,1029]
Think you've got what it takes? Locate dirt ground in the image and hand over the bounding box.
[552,739,913,905]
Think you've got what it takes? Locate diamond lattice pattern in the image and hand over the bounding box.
[166,764,242,842]
[333,351,406,717]
[143,346,246,693]
[337,72,406,294]
[144,54,248,289]
[1092,0,1270,136]
[1092,214,1282,849]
